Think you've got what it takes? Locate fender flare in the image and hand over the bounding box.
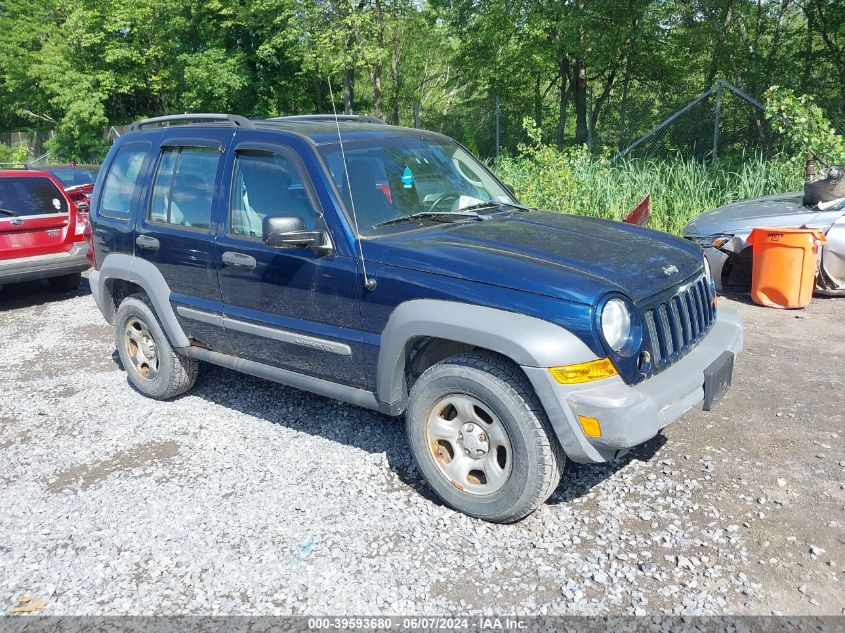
[376,299,597,405]
[92,253,190,348]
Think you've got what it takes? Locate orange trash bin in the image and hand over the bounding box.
[747,227,827,309]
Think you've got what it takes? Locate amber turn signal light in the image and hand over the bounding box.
[578,415,602,437]
[548,358,618,384]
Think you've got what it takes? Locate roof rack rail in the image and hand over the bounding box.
[0,162,32,170]
[127,113,255,132]
[269,114,386,125]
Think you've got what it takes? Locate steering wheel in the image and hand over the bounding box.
[427,193,459,212]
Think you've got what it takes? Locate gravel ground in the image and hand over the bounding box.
[0,277,843,616]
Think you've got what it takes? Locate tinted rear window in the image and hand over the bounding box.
[0,177,68,217]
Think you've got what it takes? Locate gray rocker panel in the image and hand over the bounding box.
[184,346,396,415]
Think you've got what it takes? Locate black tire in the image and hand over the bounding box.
[47,272,81,293]
[406,351,564,523]
[114,293,198,400]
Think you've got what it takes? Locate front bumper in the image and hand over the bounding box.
[524,306,743,463]
[684,235,748,291]
[0,243,89,285]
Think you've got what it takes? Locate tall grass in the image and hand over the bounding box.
[494,147,804,235]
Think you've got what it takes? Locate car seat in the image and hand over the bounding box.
[344,160,396,229]
[242,161,314,232]
[171,174,212,229]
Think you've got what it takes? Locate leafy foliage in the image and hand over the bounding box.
[0,0,842,167]
[765,86,845,167]
[495,120,803,235]
[0,143,30,164]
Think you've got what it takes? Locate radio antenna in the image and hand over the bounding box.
[328,77,376,291]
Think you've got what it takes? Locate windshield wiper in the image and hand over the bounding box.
[0,208,19,217]
[372,210,491,229]
[456,200,531,213]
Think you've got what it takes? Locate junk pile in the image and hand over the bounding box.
[805,167,845,295]
[804,166,845,210]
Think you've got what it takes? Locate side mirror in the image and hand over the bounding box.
[262,216,327,251]
[503,183,516,198]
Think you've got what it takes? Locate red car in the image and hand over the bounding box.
[0,165,90,293]
[43,164,99,217]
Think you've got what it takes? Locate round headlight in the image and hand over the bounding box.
[601,299,632,352]
[703,254,716,293]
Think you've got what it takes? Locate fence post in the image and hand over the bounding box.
[712,80,722,163]
[495,95,500,160]
[587,86,593,154]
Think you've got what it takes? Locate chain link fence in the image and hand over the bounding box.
[408,94,532,161]
[0,130,53,163]
[613,81,775,162]
[2,81,839,164]
[409,80,798,163]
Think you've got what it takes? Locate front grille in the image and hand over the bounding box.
[641,274,715,374]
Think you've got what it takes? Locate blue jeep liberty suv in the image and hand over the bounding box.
[88,113,742,522]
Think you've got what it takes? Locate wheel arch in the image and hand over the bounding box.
[93,254,190,348]
[376,300,597,407]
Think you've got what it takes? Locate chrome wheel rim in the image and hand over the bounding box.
[426,394,512,496]
[124,317,159,381]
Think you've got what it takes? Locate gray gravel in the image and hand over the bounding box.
[1,279,843,615]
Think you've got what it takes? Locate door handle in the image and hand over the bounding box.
[135,235,160,251]
[222,251,257,270]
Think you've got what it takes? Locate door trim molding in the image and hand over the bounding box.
[176,305,352,356]
[176,305,224,327]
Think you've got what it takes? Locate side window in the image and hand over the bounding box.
[99,143,149,219]
[229,150,318,238]
[147,146,220,231]
[149,149,177,223]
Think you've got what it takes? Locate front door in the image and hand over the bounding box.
[134,132,233,353]
[215,140,366,388]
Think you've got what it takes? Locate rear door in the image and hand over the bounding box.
[133,130,233,353]
[0,174,78,260]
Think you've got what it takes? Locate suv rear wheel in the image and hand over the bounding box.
[47,272,81,293]
[114,293,198,400]
[406,351,564,523]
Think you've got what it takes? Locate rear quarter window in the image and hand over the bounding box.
[0,177,67,217]
[99,143,150,220]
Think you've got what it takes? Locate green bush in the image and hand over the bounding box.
[493,120,804,235]
[765,86,845,168]
[0,142,30,164]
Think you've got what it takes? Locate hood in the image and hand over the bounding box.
[363,211,703,305]
[684,191,844,237]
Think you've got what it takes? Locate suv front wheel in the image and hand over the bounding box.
[406,351,564,523]
[114,294,198,400]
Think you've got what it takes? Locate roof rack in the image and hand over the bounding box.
[0,162,32,170]
[269,114,386,125]
[127,113,255,132]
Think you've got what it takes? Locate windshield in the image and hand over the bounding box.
[319,137,515,235]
